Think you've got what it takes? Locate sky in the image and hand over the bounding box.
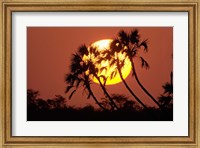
[27,27,173,108]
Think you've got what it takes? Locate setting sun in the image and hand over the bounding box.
[28,27,173,121]
[84,39,132,85]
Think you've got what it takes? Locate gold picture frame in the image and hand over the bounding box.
[0,0,199,147]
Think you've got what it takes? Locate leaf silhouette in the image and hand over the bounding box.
[82,86,88,94]
[101,50,110,56]
[131,49,137,57]
[72,53,82,63]
[110,70,117,80]
[158,95,172,106]
[119,59,125,68]
[99,66,107,73]
[162,82,173,95]
[130,29,140,44]
[65,85,74,93]
[110,39,122,53]
[109,60,115,68]
[139,39,148,52]
[75,78,82,88]
[96,57,105,64]
[65,74,76,85]
[69,90,76,99]
[140,57,150,69]
[89,46,97,55]
[118,30,129,45]
[99,75,107,84]
[87,92,91,99]
[78,44,89,56]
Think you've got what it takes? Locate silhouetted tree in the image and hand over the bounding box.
[27,89,67,111]
[81,105,95,112]
[36,98,49,110]
[27,90,172,121]
[27,89,39,104]
[85,48,119,111]
[65,45,108,111]
[47,95,67,109]
[109,30,162,109]
[27,89,39,111]
[158,72,173,109]
[100,94,142,111]
[101,48,148,109]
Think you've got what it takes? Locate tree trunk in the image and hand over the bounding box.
[117,63,148,110]
[95,76,119,111]
[87,85,108,111]
[131,60,162,109]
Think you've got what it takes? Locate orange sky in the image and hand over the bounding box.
[27,27,173,108]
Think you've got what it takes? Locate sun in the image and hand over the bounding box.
[84,39,132,85]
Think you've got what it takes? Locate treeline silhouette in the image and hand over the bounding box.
[28,29,173,121]
[27,77,173,121]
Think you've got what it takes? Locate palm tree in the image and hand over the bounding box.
[102,49,148,110]
[65,46,108,111]
[85,47,119,111]
[158,72,173,108]
[109,30,162,109]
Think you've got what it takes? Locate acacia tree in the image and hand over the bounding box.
[109,30,162,109]
[47,95,67,109]
[65,45,108,111]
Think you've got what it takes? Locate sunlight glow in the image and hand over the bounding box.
[83,39,132,85]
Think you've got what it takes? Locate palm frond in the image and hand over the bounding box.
[78,44,89,56]
[82,63,89,72]
[88,61,97,74]
[65,74,76,85]
[93,48,100,57]
[82,85,88,94]
[131,49,138,57]
[75,78,82,88]
[110,70,117,80]
[139,39,148,52]
[87,92,91,99]
[89,46,97,54]
[99,75,107,84]
[118,30,129,45]
[72,53,82,63]
[99,66,107,73]
[110,58,116,67]
[110,39,122,53]
[140,57,150,69]
[105,54,112,61]
[65,85,74,93]
[119,59,125,68]
[158,95,173,106]
[103,77,108,86]
[130,29,140,44]
[69,90,76,99]
[162,82,173,95]
[70,62,79,73]
[96,57,104,64]
[101,50,110,56]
